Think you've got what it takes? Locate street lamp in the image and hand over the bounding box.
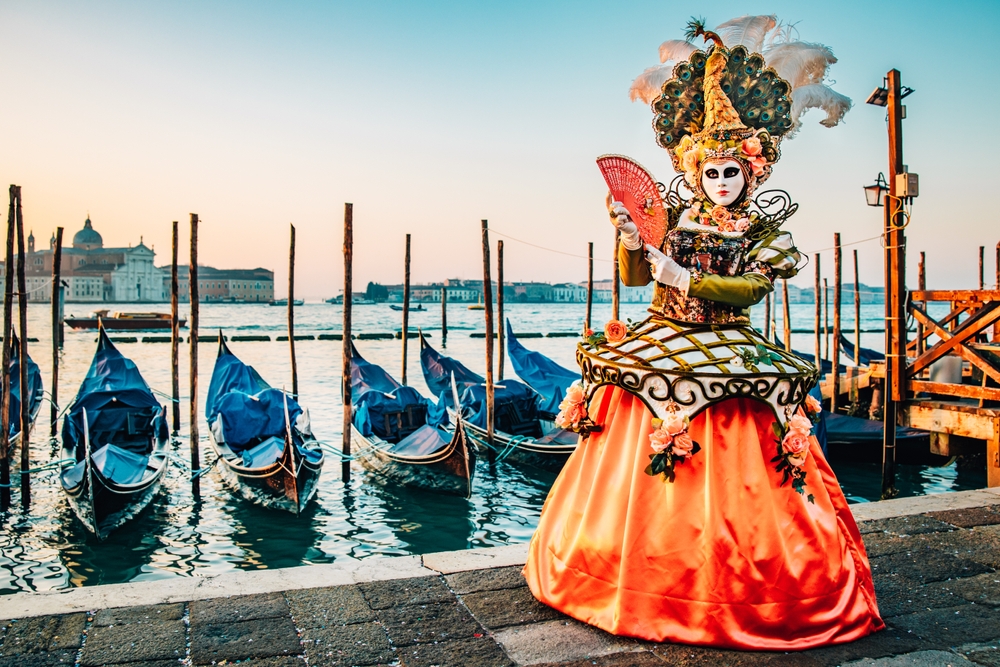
[863,173,889,207]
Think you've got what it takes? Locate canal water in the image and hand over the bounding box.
[0,301,984,594]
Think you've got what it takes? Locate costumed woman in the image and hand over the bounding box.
[523,17,883,650]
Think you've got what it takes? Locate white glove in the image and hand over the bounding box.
[606,194,642,251]
[645,244,690,294]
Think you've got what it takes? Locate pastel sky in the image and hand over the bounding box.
[2,0,997,298]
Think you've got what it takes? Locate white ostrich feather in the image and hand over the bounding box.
[714,15,777,52]
[659,39,696,64]
[765,41,837,89]
[789,83,852,134]
[629,64,673,103]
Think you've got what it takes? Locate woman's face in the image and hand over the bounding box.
[701,159,747,207]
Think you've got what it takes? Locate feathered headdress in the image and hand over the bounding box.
[629,15,850,189]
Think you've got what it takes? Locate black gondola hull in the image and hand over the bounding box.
[211,435,324,514]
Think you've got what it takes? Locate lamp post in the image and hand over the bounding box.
[863,173,888,208]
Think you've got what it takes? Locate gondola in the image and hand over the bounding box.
[504,320,578,418]
[7,332,44,451]
[60,328,169,540]
[205,337,324,514]
[350,342,475,497]
[419,333,577,473]
[389,304,426,311]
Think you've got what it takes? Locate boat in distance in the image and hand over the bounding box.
[389,304,426,311]
[350,342,476,497]
[206,337,324,514]
[59,328,170,540]
[65,310,186,331]
[269,298,305,306]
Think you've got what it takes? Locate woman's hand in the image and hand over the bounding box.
[645,244,690,291]
[606,193,642,250]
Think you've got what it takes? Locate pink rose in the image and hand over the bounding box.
[805,395,822,414]
[564,383,585,405]
[783,431,810,456]
[734,218,750,232]
[741,137,763,156]
[749,155,767,176]
[649,428,672,453]
[682,149,700,174]
[671,432,695,457]
[788,414,813,436]
[710,205,731,224]
[662,412,687,435]
[604,319,628,343]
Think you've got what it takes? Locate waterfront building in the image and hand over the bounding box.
[172,266,275,303]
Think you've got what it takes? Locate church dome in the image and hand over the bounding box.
[73,218,103,249]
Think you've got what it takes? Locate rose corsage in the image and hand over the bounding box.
[554,381,601,436]
[644,402,700,482]
[771,408,817,503]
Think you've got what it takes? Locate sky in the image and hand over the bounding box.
[2,0,998,298]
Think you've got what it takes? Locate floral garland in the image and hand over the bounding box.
[644,402,700,482]
[770,394,823,503]
[554,381,601,435]
[583,318,631,347]
[675,132,776,185]
[729,344,783,372]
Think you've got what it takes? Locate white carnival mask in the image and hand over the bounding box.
[700,159,746,207]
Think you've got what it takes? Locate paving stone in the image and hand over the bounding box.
[531,651,667,666]
[377,601,483,646]
[888,605,1000,646]
[927,506,1000,529]
[359,575,454,610]
[92,603,183,627]
[190,617,303,664]
[494,619,644,666]
[651,645,822,666]
[870,547,992,585]
[80,620,186,666]
[965,645,1000,666]
[190,591,290,624]
[0,614,87,655]
[873,574,969,617]
[857,520,885,535]
[841,649,975,665]
[461,585,566,629]
[202,657,305,665]
[300,621,393,666]
[925,528,1000,570]
[286,584,376,628]
[0,650,77,666]
[804,628,933,666]
[93,662,191,667]
[926,572,1000,607]
[863,515,957,536]
[862,532,916,559]
[396,636,514,667]
[445,566,526,595]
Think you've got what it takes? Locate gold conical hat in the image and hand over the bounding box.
[696,48,748,139]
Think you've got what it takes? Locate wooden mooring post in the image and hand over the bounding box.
[401,233,411,385]
[814,254,821,377]
[831,233,842,414]
[916,252,926,355]
[342,204,353,483]
[781,279,791,352]
[586,242,593,332]
[763,292,771,340]
[0,187,15,509]
[481,220,495,450]
[823,278,830,362]
[853,250,861,367]
[979,246,985,290]
[612,230,620,321]
[289,224,298,397]
[15,189,30,504]
[441,282,448,347]
[171,221,180,434]
[189,213,201,496]
[50,227,64,437]
[497,239,504,381]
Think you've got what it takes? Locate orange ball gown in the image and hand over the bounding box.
[523,224,884,650]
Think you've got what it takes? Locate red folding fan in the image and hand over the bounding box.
[596,154,668,248]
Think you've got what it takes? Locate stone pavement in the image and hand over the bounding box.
[2,489,1000,666]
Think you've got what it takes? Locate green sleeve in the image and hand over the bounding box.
[618,242,651,287]
[687,272,774,308]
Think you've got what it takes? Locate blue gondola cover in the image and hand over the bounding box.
[505,320,578,416]
[351,344,446,440]
[419,337,483,405]
[8,335,44,437]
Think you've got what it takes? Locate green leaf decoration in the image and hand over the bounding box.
[807,494,816,504]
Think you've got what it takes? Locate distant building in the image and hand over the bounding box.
[4,217,167,302]
[171,266,274,303]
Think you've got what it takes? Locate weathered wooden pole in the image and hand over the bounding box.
[832,233,842,414]
[917,251,926,355]
[823,278,830,362]
[0,187,15,509]
[342,203,353,483]
[189,213,201,496]
[814,254,821,377]
[441,282,448,348]
[586,242,594,331]
[781,279,791,352]
[171,221,180,434]
[288,224,298,397]
[881,68,907,500]
[853,249,861,367]
[50,227,64,437]
[15,190,30,504]
[763,292,771,339]
[401,233,411,385]
[995,243,1000,341]
[481,220,495,449]
[979,246,985,290]
[497,239,505,381]
[612,229,620,321]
